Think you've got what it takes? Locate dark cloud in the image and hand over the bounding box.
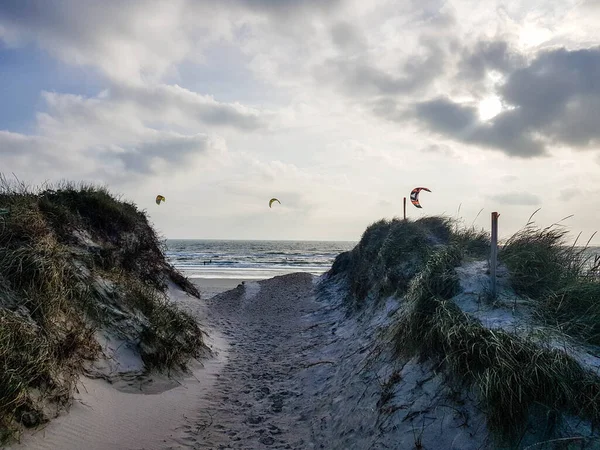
[459,40,524,81]
[414,97,546,157]
[489,192,542,206]
[0,1,142,45]
[330,21,366,52]
[413,46,600,157]
[501,47,600,147]
[317,39,446,98]
[107,133,211,174]
[234,0,341,15]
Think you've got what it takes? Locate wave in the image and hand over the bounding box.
[165,239,355,280]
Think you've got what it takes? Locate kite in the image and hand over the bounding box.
[410,187,431,209]
[155,195,166,205]
[269,198,281,208]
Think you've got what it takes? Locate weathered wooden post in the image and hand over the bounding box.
[490,212,499,298]
[403,197,406,221]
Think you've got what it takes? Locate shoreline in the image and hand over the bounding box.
[192,277,254,299]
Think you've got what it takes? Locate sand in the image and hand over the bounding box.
[193,278,251,300]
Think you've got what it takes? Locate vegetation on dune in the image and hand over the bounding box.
[0,178,204,441]
[332,215,600,444]
[501,223,600,346]
[329,216,488,307]
[392,246,600,440]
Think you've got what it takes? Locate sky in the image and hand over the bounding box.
[0,0,599,242]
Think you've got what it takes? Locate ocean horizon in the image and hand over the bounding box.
[166,239,600,281]
[166,239,357,280]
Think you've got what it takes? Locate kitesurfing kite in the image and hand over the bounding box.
[410,187,431,208]
[156,195,165,205]
[269,198,281,208]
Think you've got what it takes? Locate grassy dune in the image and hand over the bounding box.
[330,216,600,445]
[0,180,205,441]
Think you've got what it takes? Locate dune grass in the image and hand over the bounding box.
[334,215,600,441]
[501,223,600,346]
[0,178,203,440]
[329,217,459,307]
[329,216,490,308]
[392,245,600,441]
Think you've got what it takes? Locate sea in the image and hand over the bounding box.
[166,240,357,280]
[165,240,600,281]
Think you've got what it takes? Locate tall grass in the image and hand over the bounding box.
[329,216,490,307]
[329,217,458,306]
[501,224,600,345]
[392,246,600,441]
[328,214,600,441]
[0,178,204,440]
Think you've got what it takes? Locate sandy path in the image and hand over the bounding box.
[175,273,322,449]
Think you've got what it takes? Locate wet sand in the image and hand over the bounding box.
[192,278,252,299]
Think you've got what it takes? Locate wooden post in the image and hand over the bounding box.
[490,212,499,298]
[403,197,406,220]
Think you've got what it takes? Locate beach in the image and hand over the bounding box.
[193,277,250,299]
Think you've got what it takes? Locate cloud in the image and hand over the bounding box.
[501,174,519,183]
[234,0,342,16]
[0,130,47,155]
[559,187,579,201]
[0,85,242,181]
[458,40,524,82]
[0,128,224,182]
[330,21,367,52]
[420,144,456,157]
[501,47,600,147]
[414,97,546,157]
[0,0,343,84]
[317,37,447,98]
[413,46,600,157]
[110,83,266,130]
[0,131,69,170]
[35,83,267,151]
[0,1,200,82]
[489,192,542,205]
[99,132,221,175]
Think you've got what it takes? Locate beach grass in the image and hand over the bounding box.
[392,245,600,441]
[331,215,600,443]
[0,178,204,441]
[501,223,600,346]
[329,216,456,307]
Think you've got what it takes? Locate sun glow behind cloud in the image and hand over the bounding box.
[478,96,503,121]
